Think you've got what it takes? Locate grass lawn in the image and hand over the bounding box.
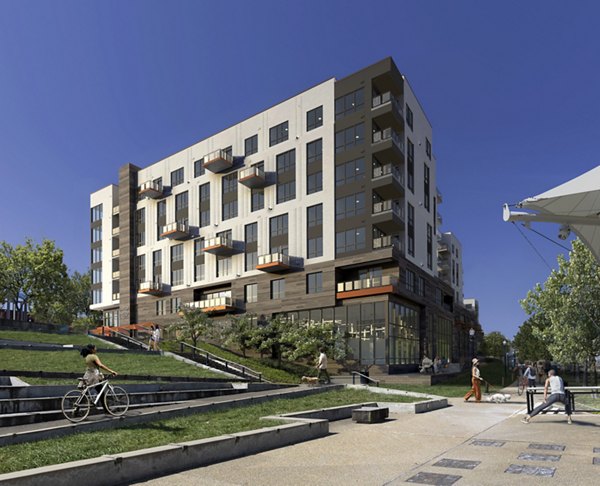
[0,330,116,348]
[0,388,420,474]
[0,348,224,380]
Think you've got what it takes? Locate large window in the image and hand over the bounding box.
[217,256,232,277]
[270,214,288,236]
[336,227,365,255]
[245,134,258,156]
[175,192,188,211]
[388,301,420,365]
[91,204,103,222]
[306,138,322,195]
[276,149,296,203]
[170,244,184,286]
[426,138,431,160]
[270,279,285,300]
[424,163,430,211]
[307,105,323,131]
[406,104,413,130]
[135,208,145,247]
[171,167,184,187]
[407,138,414,193]
[269,121,289,147]
[336,192,365,220]
[335,157,365,186]
[335,88,364,119]
[307,272,323,294]
[407,203,415,257]
[427,224,433,270]
[92,247,102,263]
[307,204,323,259]
[222,173,238,221]
[335,123,364,153]
[245,222,258,271]
[199,183,210,227]
[92,226,102,243]
[194,158,204,178]
[245,283,258,303]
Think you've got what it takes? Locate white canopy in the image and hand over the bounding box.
[503,165,600,262]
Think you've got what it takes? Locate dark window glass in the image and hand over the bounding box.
[245,283,258,303]
[171,168,184,187]
[245,134,258,156]
[307,272,323,294]
[306,139,322,165]
[407,203,415,256]
[194,158,204,178]
[424,163,430,211]
[335,123,364,153]
[270,279,285,299]
[251,188,264,212]
[426,138,431,159]
[427,223,433,270]
[307,237,323,258]
[407,138,414,193]
[199,183,210,227]
[307,172,322,194]
[270,214,288,236]
[175,192,188,211]
[335,192,365,220]
[335,158,365,186]
[222,201,238,221]
[307,106,323,131]
[222,173,237,194]
[335,88,364,119]
[276,149,296,203]
[406,104,413,130]
[335,227,366,254]
[307,204,323,227]
[269,121,289,147]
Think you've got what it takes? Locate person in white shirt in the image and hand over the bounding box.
[152,325,161,351]
[523,361,536,387]
[522,369,572,424]
[316,348,331,384]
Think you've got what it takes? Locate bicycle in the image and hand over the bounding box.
[517,376,528,396]
[61,375,130,422]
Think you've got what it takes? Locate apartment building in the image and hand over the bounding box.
[437,231,464,305]
[90,58,481,372]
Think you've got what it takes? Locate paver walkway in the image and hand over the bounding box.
[134,389,600,486]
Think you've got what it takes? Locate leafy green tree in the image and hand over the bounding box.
[280,320,336,363]
[223,314,255,357]
[0,239,69,321]
[513,317,552,362]
[480,331,510,358]
[176,306,214,348]
[41,271,93,325]
[521,239,600,384]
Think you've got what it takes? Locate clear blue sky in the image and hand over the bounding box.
[1,0,599,339]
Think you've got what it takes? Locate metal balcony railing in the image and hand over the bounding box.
[185,296,234,310]
[204,236,233,249]
[239,166,265,180]
[337,275,399,293]
[372,164,405,187]
[258,252,290,266]
[373,200,405,219]
[372,127,405,153]
[371,92,403,117]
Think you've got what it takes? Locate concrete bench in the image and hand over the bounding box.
[352,406,389,423]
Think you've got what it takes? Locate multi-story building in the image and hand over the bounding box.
[90,58,481,372]
[437,231,464,305]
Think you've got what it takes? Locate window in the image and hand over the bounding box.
[194,238,205,282]
[276,149,296,203]
[405,270,415,292]
[245,283,258,303]
[135,255,145,285]
[307,204,323,259]
[92,247,102,263]
[222,173,237,194]
[222,173,238,221]
[335,88,364,119]
[135,208,145,247]
[307,204,323,227]
[307,106,323,131]
[92,289,102,304]
[171,269,183,286]
[153,250,162,283]
[271,279,285,299]
[171,243,184,286]
[308,237,323,259]
[251,188,264,212]
[91,204,103,222]
[170,297,181,313]
[335,227,366,255]
[426,138,431,160]
[407,138,414,193]
[171,167,184,187]
[245,134,258,156]
[335,157,365,186]
[269,121,289,146]
[307,138,322,165]
[335,123,364,153]
[406,104,413,130]
[92,226,102,243]
[270,214,288,236]
[222,200,238,221]
[245,222,258,271]
[307,272,323,294]
[156,300,166,316]
[335,192,365,220]
[217,256,232,277]
[194,158,204,178]
[92,268,102,284]
[175,192,188,211]
[199,183,210,227]
[427,224,433,270]
[407,204,415,257]
[307,172,322,194]
[157,200,166,241]
[424,163,430,211]
[171,244,183,262]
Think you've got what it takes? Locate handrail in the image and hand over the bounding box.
[351,371,380,387]
[179,342,266,382]
[108,330,149,350]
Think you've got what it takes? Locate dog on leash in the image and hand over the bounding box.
[301,376,319,386]
[485,393,512,403]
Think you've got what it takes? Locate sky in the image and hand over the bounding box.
[1,0,599,339]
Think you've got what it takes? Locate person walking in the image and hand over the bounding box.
[148,325,155,351]
[523,361,536,387]
[316,347,331,384]
[152,324,161,351]
[464,358,483,403]
[521,369,572,424]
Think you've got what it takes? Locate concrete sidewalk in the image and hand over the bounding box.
[134,389,600,486]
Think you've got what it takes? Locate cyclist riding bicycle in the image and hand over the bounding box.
[80,344,118,411]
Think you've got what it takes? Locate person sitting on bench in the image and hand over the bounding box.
[420,355,434,374]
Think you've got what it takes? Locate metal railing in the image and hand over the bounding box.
[337,275,399,293]
[372,91,403,116]
[204,235,233,249]
[258,252,290,266]
[205,149,234,165]
[185,296,233,310]
[139,281,165,293]
[372,235,403,253]
[373,200,405,220]
[161,221,189,236]
[179,342,265,382]
[351,371,380,386]
[139,180,163,194]
[372,127,405,153]
[372,164,405,187]
[108,329,149,351]
[239,166,265,180]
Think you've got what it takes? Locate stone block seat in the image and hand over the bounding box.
[352,406,389,424]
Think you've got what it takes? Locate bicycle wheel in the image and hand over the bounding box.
[104,385,129,416]
[518,380,525,396]
[62,389,91,422]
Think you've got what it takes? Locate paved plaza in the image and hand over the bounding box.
[134,389,600,486]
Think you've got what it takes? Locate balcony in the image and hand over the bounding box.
[185,297,237,314]
[138,281,168,296]
[160,222,191,240]
[112,292,120,301]
[373,235,403,253]
[372,164,405,199]
[112,271,120,279]
[112,227,120,236]
[372,200,405,233]
[438,243,449,254]
[203,236,236,255]
[238,166,266,188]
[372,127,404,161]
[139,180,164,199]
[112,206,120,215]
[112,248,120,257]
[204,149,234,173]
[372,92,404,128]
[256,252,292,272]
[336,275,399,299]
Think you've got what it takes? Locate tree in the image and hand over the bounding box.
[513,317,552,363]
[223,314,255,357]
[41,271,93,325]
[175,306,214,348]
[480,331,510,358]
[0,239,69,321]
[521,239,600,384]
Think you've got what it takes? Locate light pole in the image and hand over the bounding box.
[469,328,475,361]
[502,339,507,386]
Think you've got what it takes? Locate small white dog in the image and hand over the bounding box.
[301,376,319,386]
[485,393,512,403]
